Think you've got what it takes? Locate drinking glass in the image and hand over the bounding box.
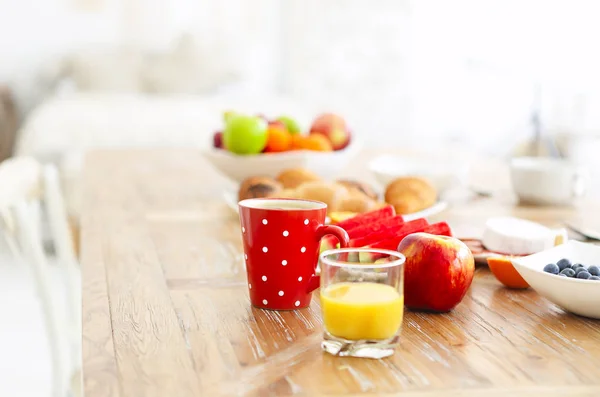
[319,248,405,359]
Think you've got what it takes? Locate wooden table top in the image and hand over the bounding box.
[81,148,600,397]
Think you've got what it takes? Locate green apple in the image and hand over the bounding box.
[276,115,301,135]
[223,114,268,154]
[223,111,237,124]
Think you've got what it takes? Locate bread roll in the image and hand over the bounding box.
[276,168,321,189]
[238,176,283,201]
[268,188,298,199]
[336,180,379,200]
[337,195,378,213]
[384,177,437,214]
[294,181,348,212]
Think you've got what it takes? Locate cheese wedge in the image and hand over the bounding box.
[482,217,561,255]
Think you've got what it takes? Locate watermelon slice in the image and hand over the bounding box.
[372,221,452,251]
[348,215,405,240]
[349,218,429,248]
[320,234,339,253]
[358,221,453,262]
[423,221,452,236]
[335,205,396,233]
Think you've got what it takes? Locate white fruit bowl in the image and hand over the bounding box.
[511,241,600,319]
[204,139,361,182]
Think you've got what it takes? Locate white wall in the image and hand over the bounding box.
[0,0,282,113]
[2,0,600,152]
[0,0,120,112]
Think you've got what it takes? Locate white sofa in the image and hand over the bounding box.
[14,92,319,219]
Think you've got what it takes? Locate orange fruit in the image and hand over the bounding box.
[264,124,291,152]
[289,134,307,150]
[302,134,333,152]
[487,256,530,289]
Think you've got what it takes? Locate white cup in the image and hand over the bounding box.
[510,157,589,206]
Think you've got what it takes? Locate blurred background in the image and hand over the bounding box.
[1,0,600,396]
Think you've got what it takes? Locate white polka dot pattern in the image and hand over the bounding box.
[262,219,268,225]
[298,276,302,281]
[242,227,246,233]
[282,260,287,266]
[278,291,284,296]
[283,230,289,237]
[301,247,306,253]
[262,247,268,253]
[295,301,300,307]
[263,299,268,305]
[262,275,267,281]
[248,283,252,289]
[304,219,309,225]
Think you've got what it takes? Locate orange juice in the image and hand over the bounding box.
[321,282,404,340]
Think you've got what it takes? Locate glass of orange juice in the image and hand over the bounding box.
[319,248,405,359]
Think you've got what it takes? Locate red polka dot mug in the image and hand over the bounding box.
[238,198,349,310]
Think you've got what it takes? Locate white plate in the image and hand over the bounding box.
[511,241,600,319]
[224,190,447,222]
[368,154,469,193]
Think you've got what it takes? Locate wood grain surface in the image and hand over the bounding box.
[81,148,600,397]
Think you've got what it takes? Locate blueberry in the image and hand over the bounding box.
[587,265,600,276]
[543,263,560,274]
[557,258,572,270]
[573,263,584,270]
[577,271,592,279]
[560,268,576,277]
[590,276,600,281]
[575,267,589,275]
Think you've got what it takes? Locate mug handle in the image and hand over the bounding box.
[571,168,589,198]
[306,224,349,293]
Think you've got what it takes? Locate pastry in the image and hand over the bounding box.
[336,180,379,200]
[238,176,283,201]
[336,195,378,214]
[294,181,348,212]
[384,177,437,214]
[273,188,298,198]
[275,168,321,189]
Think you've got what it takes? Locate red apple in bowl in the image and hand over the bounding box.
[309,113,351,150]
[397,233,474,312]
[268,119,287,131]
[213,131,223,149]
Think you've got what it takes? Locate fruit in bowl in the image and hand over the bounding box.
[213,131,223,149]
[542,259,600,280]
[264,121,292,153]
[276,115,301,135]
[291,134,333,152]
[309,113,351,151]
[222,114,268,155]
[511,241,600,319]
[205,111,361,182]
[213,111,352,155]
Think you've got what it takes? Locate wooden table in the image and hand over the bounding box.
[81,149,600,397]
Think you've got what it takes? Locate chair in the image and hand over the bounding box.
[0,156,81,397]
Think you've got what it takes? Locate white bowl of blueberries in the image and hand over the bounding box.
[511,241,600,320]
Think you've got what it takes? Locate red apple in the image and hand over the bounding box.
[397,233,474,312]
[309,113,351,150]
[213,131,223,148]
[268,119,287,131]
